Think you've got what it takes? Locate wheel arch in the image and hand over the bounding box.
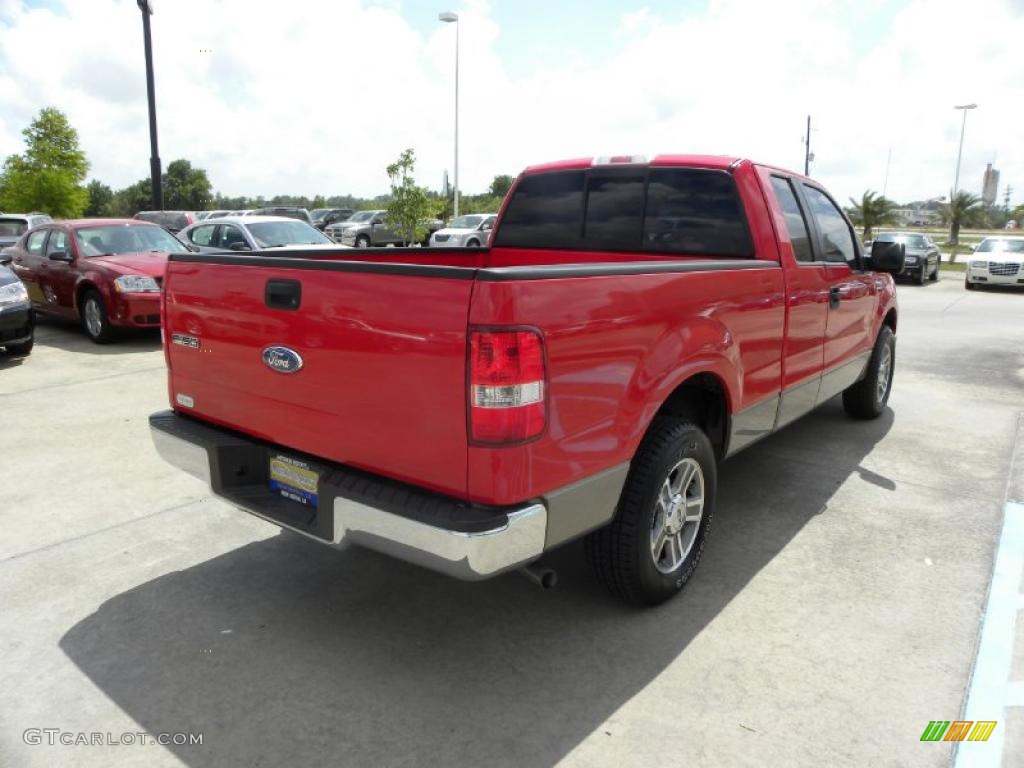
[649,371,731,462]
[74,278,103,313]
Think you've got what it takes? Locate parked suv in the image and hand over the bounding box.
[0,213,53,252]
[133,211,195,234]
[249,207,313,224]
[311,208,354,231]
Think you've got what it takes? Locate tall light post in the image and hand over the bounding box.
[439,11,459,217]
[951,103,977,201]
[137,0,162,210]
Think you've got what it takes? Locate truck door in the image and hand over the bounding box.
[798,183,876,405]
[760,172,829,428]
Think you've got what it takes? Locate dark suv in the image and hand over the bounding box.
[250,207,313,224]
[311,208,354,230]
[133,211,196,234]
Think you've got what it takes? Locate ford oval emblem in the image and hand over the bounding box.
[261,345,304,374]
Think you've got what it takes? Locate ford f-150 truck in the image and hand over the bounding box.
[150,154,904,605]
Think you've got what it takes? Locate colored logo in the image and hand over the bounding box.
[261,345,303,374]
[920,720,997,742]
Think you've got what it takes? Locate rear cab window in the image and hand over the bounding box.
[494,167,754,257]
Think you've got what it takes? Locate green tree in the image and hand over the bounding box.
[845,191,896,241]
[0,108,89,217]
[84,180,113,216]
[384,149,438,246]
[489,174,514,198]
[942,191,983,249]
[163,159,213,210]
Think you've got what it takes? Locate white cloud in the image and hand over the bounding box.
[0,0,1021,206]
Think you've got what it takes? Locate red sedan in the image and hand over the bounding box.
[6,218,190,343]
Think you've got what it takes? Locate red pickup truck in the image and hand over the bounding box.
[150,155,904,605]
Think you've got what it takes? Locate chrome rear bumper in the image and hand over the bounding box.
[150,411,547,580]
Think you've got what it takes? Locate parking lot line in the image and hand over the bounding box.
[954,498,1024,767]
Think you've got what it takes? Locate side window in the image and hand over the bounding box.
[643,169,753,256]
[492,171,585,248]
[46,230,68,255]
[26,229,47,255]
[583,175,645,249]
[190,225,216,246]
[802,185,857,265]
[769,176,814,263]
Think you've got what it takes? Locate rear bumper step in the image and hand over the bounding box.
[149,410,546,580]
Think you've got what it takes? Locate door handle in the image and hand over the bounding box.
[829,286,841,309]
[265,279,301,310]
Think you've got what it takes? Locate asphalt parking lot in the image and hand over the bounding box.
[1,275,1022,768]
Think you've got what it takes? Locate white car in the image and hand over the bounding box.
[965,236,1024,290]
[429,213,497,248]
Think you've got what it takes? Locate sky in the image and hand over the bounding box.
[1,0,1022,207]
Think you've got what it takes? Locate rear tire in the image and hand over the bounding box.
[842,325,894,420]
[585,418,716,606]
[5,338,33,356]
[80,289,114,344]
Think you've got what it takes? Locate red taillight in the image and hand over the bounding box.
[469,328,546,444]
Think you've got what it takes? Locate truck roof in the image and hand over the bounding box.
[524,154,742,174]
[523,155,810,182]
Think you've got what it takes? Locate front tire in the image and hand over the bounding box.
[929,259,939,281]
[965,276,976,290]
[466,238,481,248]
[355,235,371,248]
[585,418,716,606]
[842,325,894,420]
[916,266,927,285]
[80,290,114,344]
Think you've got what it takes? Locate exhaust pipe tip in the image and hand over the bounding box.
[519,564,558,590]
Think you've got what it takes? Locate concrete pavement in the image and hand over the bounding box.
[1,276,1022,767]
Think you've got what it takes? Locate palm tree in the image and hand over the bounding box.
[846,191,897,241]
[942,191,983,247]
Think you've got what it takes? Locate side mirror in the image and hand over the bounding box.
[868,241,906,274]
[48,250,73,262]
[371,217,383,225]
[228,241,251,251]
[0,252,11,266]
[480,222,493,231]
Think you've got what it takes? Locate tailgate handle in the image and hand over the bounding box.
[265,279,301,311]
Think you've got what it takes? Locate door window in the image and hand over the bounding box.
[189,224,216,246]
[26,229,48,255]
[769,176,814,263]
[803,185,857,266]
[46,230,68,256]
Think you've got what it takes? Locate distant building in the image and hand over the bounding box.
[982,163,1000,205]
[894,207,940,226]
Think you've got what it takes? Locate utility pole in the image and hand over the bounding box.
[137,0,162,210]
[883,147,892,198]
[803,115,811,176]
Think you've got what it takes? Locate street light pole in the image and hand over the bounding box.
[439,11,459,217]
[138,0,162,210]
[951,103,977,201]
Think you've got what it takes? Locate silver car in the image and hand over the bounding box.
[0,212,52,252]
[178,216,349,252]
[429,213,497,248]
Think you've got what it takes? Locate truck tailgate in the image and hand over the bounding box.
[163,258,473,498]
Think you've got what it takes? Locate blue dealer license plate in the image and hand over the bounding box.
[268,454,319,508]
